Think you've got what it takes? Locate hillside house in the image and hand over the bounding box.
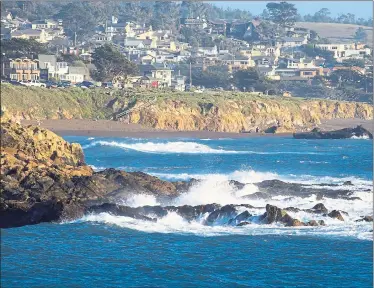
[11,29,48,43]
[276,37,308,48]
[5,58,40,81]
[138,64,172,87]
[60,66,89,83]
[314,43,371,60]
[31,19,59,30]
[217,54,253,72]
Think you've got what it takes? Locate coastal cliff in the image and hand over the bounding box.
[1,84,372,133]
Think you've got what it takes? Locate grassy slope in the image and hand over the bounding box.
[296,22,373,45]
[1,84,309,119]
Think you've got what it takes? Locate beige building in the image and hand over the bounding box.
[11,29,48,43]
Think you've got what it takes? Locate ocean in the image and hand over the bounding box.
[2,136,373,287]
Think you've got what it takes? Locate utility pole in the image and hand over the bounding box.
[189,61,192,87]
[74,31,77,47]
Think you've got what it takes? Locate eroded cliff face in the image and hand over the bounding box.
[1,84,372,133]
[128,99,373,133]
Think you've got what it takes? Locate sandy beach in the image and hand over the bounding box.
[21,118,373,139]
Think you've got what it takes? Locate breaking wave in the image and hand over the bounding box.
[83,140,325,155]
[77,168,372,240]
[351,135,370,140]
[83,141,242,154]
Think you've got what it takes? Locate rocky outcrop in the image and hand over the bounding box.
[0,121,181,228]
[293,125,373,139]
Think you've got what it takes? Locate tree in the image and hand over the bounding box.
[354,27,367,42]
[192,66,230,89]
[265,2,298,27]
[300,44,335,64]
[1,38,50,59]
[91,44,138,82]
[313,8,332,22]
[232,68,275,92]
[54,2,99,43]
[341,59,365,68]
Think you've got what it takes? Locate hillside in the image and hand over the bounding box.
[296,22,373,45]
[1,84,372,133]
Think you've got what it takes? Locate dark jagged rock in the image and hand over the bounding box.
[254,179,353,199]
[228,211,252,225]
[229,180,246,190]
[87,203,157,222]
[241,192,271,200]
[311,203,328,214]
[293,125,373,139]
[327,210,345,221]
[343,181,354,186]
[355,216,373,222]
[205,204,237,225]
[263,204,305,227]
[237,221,251,226]
[318,220,326,226]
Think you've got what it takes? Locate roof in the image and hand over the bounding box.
[258,67,273,73]
[38,54,57,66]
[280,76,309,81]
[11,29,42,36]
[279,37,306,43]
[138,64,171,73]
[108,22,126,28]
[124,38,144,46]
[68,66,89,75]
[252,55,274,60]
[142,39,153,45]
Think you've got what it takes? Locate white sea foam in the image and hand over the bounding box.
[83,141,242,154]
[89,165,106,171]
[75,166,373,240]
[351,135,370,140]
[83,140,326,155]
[150,169,372,189]
[80,210,372,240]
[87,137,95,140]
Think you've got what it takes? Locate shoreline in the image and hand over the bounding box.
[21,118,373,139]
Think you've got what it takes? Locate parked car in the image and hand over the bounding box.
[19,80,46,88]
[78,81,95,88]
[46,81,58,88]
[58,81,72,88]
[102,82,114,89]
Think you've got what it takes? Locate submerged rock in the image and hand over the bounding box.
[237,221,251,226]
[293,125,373,140]
[355,216,373,222]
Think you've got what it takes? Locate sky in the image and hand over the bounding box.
[210,1,373,19]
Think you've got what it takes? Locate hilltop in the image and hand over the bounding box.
[296,22,373,45]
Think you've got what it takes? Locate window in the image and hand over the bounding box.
[332,46,337,50]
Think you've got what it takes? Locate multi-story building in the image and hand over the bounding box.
[5,58,40,81]
[138,64,172,87]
